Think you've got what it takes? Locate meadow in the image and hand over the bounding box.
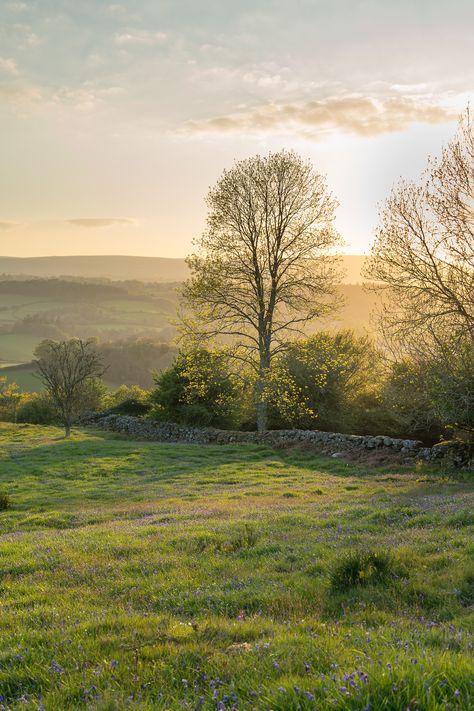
[0,423,472,710]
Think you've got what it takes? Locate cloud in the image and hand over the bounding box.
[182,95,456,138]
[0,57,18,75]
[0,221,19,230]
[113,30,167,46]
[66,218,135,229]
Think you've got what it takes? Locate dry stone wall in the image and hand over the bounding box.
[79,412,473,468]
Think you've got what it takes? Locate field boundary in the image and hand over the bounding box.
[80,412,473,468]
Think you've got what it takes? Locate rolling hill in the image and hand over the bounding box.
[0,254,368,284]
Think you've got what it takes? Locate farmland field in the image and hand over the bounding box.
[0,335,43,364]
[0,423,472,709]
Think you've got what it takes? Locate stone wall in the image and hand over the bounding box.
[79,412,473,468]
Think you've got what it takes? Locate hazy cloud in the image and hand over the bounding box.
[67,218,135,228]
[0,57,18,75]
[114,30,167,45]
[182,96,456,138]
[0,221,19,230]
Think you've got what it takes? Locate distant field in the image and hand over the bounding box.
[0,334,43,363]
[0,363,41,392]
[0,423,472,709]
[0,362,119,392]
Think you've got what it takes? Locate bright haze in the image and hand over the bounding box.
[0,0,472,258]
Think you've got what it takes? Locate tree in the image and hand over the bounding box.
[365,106,474,352]
[34,339,105,437]
[182,150,341,432]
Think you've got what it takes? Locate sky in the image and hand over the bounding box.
[0,0,472,258]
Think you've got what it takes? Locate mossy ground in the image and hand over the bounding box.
[0,423,472,710]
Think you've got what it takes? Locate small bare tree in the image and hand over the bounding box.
[181,150,341,432]
[365,106,474,353]
[34,339,105,437]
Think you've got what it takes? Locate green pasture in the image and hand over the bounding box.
[0,423,472,709]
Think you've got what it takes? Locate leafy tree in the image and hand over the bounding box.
[34,339,105,436]
[182,150,341,432]
[150,348,241,428]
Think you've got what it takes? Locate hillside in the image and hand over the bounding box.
[0,422,472,709]
[0,254,368,284]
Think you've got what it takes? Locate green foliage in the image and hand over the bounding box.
[97,339,176,389]
[109,398,151,416]
[103,383,153,417]
[16,392,58,424]
[150,348,241,428]
[330,550,395,591]
[382,336,474,442]
[266,331,386,434]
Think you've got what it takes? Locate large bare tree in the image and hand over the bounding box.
[365,107,474,353]
[35,339,105,437]
[181,150,341,432]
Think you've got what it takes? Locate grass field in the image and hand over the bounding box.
[0,335,43,364]
[0,423,472,709]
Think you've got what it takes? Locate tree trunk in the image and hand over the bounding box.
[256,397,268,434]
[64,421,71,438]
[256,349,270,433]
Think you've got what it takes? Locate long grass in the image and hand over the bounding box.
[0,423,472,709]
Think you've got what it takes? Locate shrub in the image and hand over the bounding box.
[266,331,390,434]
[109,398,151,417]
[0,493,11,511]
[149,348,242,428]
[330,550,394,591]
[16,394,58,425]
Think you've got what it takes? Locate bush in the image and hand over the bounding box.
[266,331,389,434]
[0,493,11,511]
[109,398,151,417]
[149,348,242,428]
[330,550,394,591]
[16,394,58,425]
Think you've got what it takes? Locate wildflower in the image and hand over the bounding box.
[278,687,285,693]
[111,660,119,669]
[454,690,460,697]
[51,661,63,673]
[439,680,448,687]
[304,661,311,673]
[305,691,315,700]
[272,660,280,669]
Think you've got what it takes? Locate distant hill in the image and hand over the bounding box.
[0,255,368,284]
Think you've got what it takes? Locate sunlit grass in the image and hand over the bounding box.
[0,422,472,709]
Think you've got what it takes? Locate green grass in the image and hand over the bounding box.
[0,423,472,709]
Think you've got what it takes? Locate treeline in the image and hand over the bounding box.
[97,339,176,388]
[2,330,471,445]
[149,333,473,443]
[0,279,128,301]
